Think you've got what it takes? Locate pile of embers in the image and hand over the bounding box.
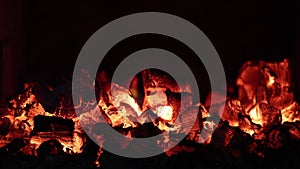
[0,59,300,169]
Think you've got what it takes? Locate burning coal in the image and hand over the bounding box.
[0,59,300,160]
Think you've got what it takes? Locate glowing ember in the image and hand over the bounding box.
[157,106,173,121]
[248,104,263,125]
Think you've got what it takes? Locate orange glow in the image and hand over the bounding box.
[248,106,263,126]
[1,61,300,158]
[265,70,275,88]
[281,102,300,123]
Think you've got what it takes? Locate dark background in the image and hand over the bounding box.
[1,0,300,105]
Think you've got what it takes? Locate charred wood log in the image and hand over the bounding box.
[1,138,28,155]
[0,117,11,136]
[37,139,64,156]
[32,115,74,134]
[32,84,60,113]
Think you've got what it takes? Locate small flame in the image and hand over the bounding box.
[267,76,275,87]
